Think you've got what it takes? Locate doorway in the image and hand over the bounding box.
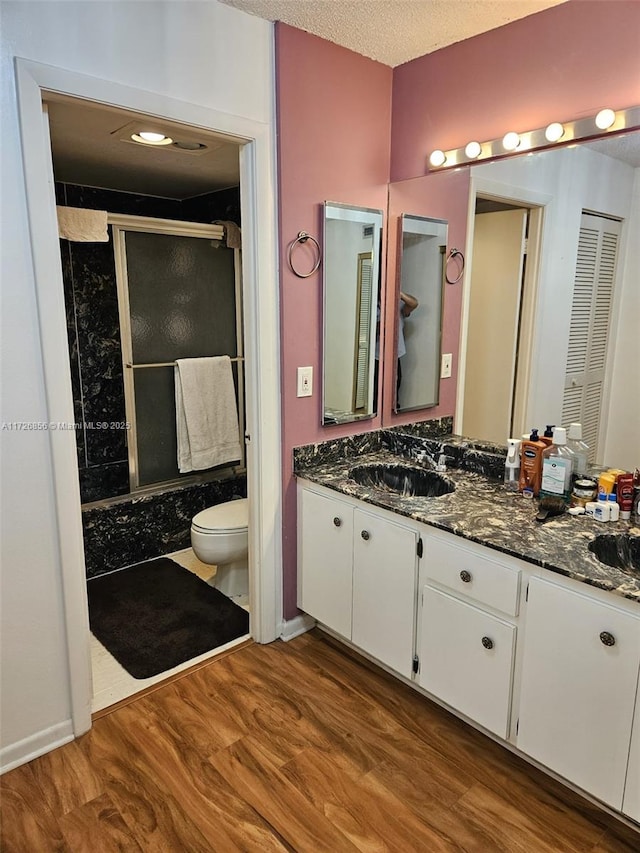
[16,59,281,736]
[459,195,543,444]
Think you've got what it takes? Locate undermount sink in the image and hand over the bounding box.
[349,463,455,498]
[588,534,640,576]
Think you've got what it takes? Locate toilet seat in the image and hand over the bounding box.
[191,498,248,534]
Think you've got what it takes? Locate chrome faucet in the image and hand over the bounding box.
[415,448,447,471]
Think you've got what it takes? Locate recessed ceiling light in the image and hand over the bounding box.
[173,140,207,151]
[131,131,173,146]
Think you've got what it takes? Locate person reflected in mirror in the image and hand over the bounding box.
[397,291,419,406]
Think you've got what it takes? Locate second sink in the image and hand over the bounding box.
[349,463,455,498]
[588,534,640,576]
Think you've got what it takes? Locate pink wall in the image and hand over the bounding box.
[391,0,640,182]
[383,171,470,425]
[275,24,393,618]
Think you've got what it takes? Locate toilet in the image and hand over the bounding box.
[190,498,248,598]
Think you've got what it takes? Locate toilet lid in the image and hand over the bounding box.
[192,498,248,533]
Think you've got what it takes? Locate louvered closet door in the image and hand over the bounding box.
[562,213,621,461]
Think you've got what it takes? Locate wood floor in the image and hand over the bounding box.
[2,630,639,852]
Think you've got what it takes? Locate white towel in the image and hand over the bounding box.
[57,206,109,242]
[175,356,242,473]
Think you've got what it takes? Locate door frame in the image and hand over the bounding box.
[15,58,282,736]
[456,176,550,438]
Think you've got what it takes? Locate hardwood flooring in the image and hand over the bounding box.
[2,630,639,852]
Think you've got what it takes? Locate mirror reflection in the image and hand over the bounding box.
[394,215,447,413]
[322,202,383,425]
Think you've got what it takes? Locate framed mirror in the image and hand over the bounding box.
[322,202,383,425]
[393,215,447,412]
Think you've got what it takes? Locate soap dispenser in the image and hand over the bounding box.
[504,439,521,491]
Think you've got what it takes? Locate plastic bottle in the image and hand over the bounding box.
[541,425,555,447]
[504,439,521,491]
[539,427,574,503]
[594,496,610,522]
[617,473,634,520]
[607,493,620,522]
[566,423,589,477]
[519,429,546,497]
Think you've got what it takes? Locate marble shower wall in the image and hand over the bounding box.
[58,182,240,503]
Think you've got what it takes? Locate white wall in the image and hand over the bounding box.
[472,146,635,453]
[0,0,274,770]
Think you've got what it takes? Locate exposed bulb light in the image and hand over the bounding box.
[464,141,482,159]
[595,109,616,130]
[502,132,520,151]
[545,122,565,142]
[131,131,173,146]
[429,149,446,167]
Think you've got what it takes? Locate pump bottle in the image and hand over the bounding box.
[540,427,574,503]
[504,439,521,491]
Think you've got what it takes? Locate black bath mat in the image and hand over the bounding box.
[87,558,249,679]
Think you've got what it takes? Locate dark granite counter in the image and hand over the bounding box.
[294,431,640,606]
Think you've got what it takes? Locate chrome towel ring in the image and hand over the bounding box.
[445,247,465,284]
[288,231,321,278]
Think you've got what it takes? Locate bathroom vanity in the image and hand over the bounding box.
[295,432,640,827]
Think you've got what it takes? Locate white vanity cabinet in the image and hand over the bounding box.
[623,675,640,822]
[417,531,521,739]
[517,577,640,810]
[298,483,419,678]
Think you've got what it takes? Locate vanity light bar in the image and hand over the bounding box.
[428,106,640,170]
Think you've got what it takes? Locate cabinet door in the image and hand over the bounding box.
[622,673,640,822]
[352,508,417,678]
[298,489,353,639]
[518,577,640,809]
[419,586,516,738]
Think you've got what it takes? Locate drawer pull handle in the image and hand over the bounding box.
[600,631,616,647]
[361,530,370,541]
[481,636,494,650]
[333,517,342,527]
[460,570,472,583]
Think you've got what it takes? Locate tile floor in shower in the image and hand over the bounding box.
[91,547,251,713]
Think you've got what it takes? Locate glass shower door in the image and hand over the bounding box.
[113,221,244,490]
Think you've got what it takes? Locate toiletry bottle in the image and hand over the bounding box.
[608,493,620,522]
[617,472,634,520]
[504,439,521,491]
[598,472,616,498]
[594,494,610,523]
[566,423,589,477]
[539,426,574,503]
[541,425,555,447]
[519,429,546,497]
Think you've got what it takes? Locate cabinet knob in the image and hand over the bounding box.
[481,636,494,650]
[460,570,472,583]
[599,631,616,647]
[333,517,342,527]
[361,530,370,541]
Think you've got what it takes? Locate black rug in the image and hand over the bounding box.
[87,558,249,679]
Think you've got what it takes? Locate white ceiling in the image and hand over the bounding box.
[218,0,567,67]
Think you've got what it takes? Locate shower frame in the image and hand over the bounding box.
[111,213,246,492]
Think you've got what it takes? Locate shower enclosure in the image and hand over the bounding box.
[111,215,245,491]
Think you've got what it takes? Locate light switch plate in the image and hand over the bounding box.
[297,366,313,397]
[441,353,452,379]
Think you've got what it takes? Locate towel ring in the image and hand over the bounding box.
[445,248,465,284]
[288,231,322,278]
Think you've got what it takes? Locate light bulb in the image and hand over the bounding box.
[502,132,521,151]
[131,131,173,146]
[429,149,446,167]
[464,141,482,159]
[545,122,564,142]
[595,109,615,130]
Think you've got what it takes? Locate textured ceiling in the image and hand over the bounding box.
[218,0,567,67]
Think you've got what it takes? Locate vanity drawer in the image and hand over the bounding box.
[423,533,521,616]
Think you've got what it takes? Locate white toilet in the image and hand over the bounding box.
[190,498,248,598]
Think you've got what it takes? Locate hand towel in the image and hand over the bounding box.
[175,356,242,473]
[57,206,109,242]
[213,220,242,249]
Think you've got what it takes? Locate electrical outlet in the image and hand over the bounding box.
[441,353,452,379]
[297,366,313,397]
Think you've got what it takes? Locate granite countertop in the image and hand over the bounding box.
[294,438,640,606]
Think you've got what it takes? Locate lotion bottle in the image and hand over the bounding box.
[519,429,546,497]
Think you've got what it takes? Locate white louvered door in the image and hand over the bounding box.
[562,213,621,461]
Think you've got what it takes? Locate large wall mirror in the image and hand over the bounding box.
[322,202,383,425]
[393,215,447,412]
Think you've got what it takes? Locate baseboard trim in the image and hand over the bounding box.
[279,613,316,642]
[1,720,75,774]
